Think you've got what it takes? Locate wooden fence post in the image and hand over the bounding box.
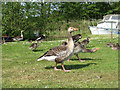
[111,21,113,40]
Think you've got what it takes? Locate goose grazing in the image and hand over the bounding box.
[12,30,24,41]
[29,37,41,50]
[37,27,78,72]
[106,42,114,47]
[63,42,99,62]
[81,37,90,48]
[74,42,99,61]
[111,43,120,50]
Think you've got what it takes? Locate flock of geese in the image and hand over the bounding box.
[106,42,120,50]
[2,27,119,72]
[37,27,99,72]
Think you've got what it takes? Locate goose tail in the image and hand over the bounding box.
[37,56,45,61]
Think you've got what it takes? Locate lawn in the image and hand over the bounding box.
[2,34,119,88]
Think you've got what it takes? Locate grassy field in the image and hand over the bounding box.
[2,34,119,88]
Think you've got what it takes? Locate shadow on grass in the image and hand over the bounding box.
[33,49,44,52]
[70,58,102,61]
[45,63,97,70]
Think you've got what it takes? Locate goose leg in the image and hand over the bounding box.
[67,59,70,62]
[61,63,71,72]
[54,62,62,71]
[76,54,84,62]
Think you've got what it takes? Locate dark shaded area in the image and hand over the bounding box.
[45,63,97,70]
[33,49,44,52]
[70,58,102,61]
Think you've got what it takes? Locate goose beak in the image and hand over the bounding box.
[96,48,100,50]
[73,28,78,31]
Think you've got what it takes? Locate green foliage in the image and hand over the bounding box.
[2,2,120,39]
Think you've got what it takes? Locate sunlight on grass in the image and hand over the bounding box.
[2,35,118,88]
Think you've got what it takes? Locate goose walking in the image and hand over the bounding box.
[37,27,78,72]
[62,41,99,62]
[12,30,24,41]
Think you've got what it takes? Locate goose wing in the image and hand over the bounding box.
[13,36,23,41]
[40,45,67,58]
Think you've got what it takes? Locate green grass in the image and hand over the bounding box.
[2,34,119,88]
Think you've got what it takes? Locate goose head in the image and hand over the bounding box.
[91,48,100,52]
[21,30,24,33]
[68,27,78,33]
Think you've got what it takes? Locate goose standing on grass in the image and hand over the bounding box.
[12,30,24,41]
[37,27,78,72]
[29,37,42,50]
[81,37,90,48]
[62,41,99,62]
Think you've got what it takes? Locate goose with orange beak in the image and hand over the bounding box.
[37,27,78,72]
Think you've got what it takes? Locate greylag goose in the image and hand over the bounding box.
[29,37,42,50]
[12,30,24,41]
[63,42,99,62]
[37,27,78,72]
[111,43,120,50]
[81,37,90,48]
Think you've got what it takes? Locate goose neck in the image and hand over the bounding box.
[67,31,74,48]
[21,31,23,38]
